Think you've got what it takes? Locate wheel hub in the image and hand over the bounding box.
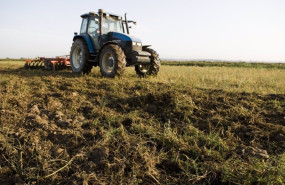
[72,46,82,69]
[107,58,114,68]
[102,52,115,73]
[138,64,149,73]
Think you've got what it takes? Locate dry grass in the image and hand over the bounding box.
[0,61,284,184]
[153,66,285,94]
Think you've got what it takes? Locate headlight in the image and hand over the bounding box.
[132,42,142,46]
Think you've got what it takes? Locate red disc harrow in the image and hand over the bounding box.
[24,56,70,71]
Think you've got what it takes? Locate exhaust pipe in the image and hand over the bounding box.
[125,13,130,34]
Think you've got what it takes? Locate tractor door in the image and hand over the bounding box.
[87,16,100,50]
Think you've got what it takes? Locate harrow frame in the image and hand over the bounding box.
[24,56,70,71]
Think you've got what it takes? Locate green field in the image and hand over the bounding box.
[0,61,284,184]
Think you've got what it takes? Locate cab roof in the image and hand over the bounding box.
[80,11,122,19]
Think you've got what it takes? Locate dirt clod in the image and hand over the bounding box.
[89,147,109,164]
[55,111,64,119]
[56,120,70,128]
[12,174,23,184]
[236,145,269,159]
[55,148,64,155]
[30,105,40,114]
[122,118,133,129]
[275,133,285,142]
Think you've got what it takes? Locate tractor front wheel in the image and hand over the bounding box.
[99,44,126,78]
[135,64,150,77]
[135,48,160,77]
[70,39,92,74]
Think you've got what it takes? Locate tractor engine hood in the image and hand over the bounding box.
[108,32,142,43]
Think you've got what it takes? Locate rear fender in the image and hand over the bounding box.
[73,35,96,54]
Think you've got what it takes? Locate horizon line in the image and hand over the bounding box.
[1,57,285,63]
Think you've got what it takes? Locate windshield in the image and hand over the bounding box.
[102,15,124,34]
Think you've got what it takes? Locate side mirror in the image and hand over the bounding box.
[74,32,78,36]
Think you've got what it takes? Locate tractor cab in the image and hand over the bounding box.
[79,11,125,50]
[70,9,160,78]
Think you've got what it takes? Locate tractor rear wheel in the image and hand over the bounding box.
[99,44,126,78]
[135,48,160,77]
[70,39,92,74]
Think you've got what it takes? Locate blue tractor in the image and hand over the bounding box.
[70,9,160,77]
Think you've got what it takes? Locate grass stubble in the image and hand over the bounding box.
[0,61,284,184]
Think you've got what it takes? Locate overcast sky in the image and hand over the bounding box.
[0,0,285,62]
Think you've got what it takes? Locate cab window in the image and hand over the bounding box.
[88,17,100,49]
[88,17,99,35]
[80,18,88,34]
